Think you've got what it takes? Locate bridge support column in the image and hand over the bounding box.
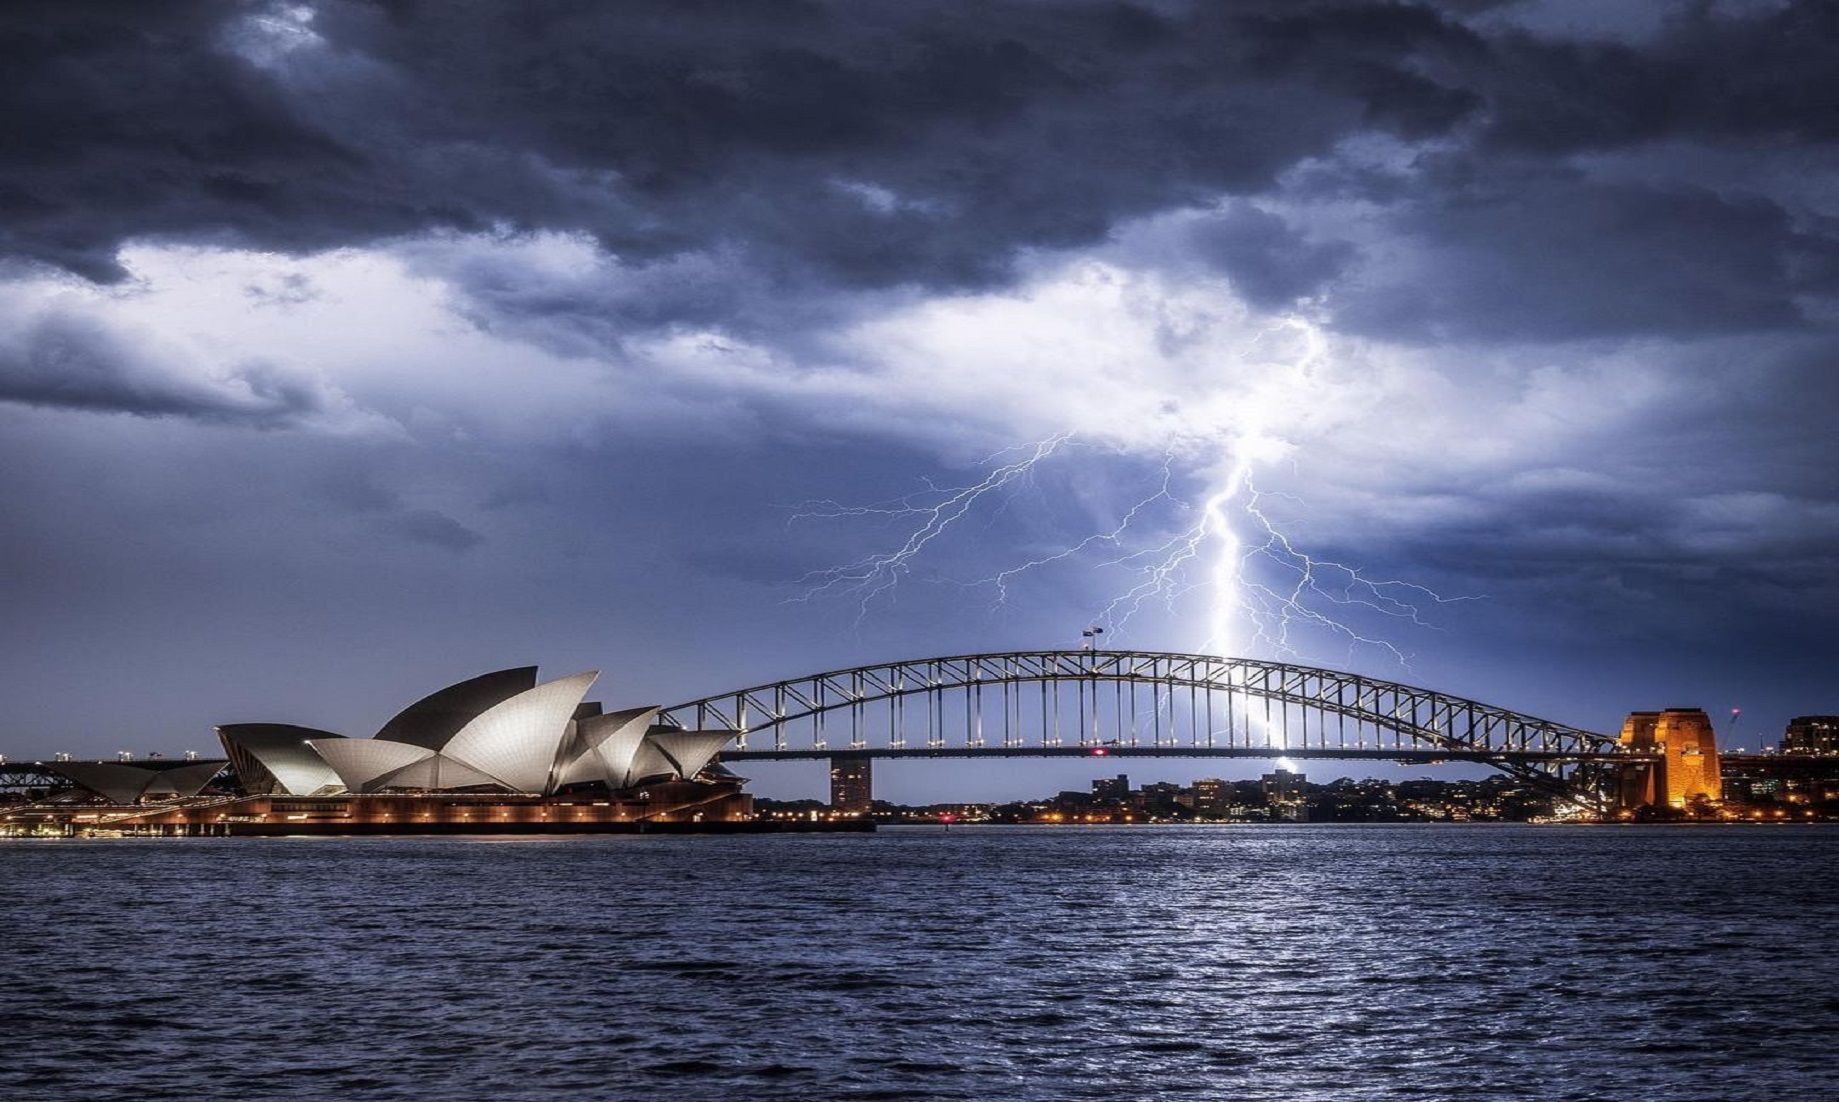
[829,753,873,816]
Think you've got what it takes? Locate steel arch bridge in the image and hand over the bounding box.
[659,649,1641,807]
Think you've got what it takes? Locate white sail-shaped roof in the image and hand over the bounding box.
[139,760,228,800]
[373,667,539,749]
[646,730,736,782]
[554,706,658,788]
[48,762,156,804]
[218,725,348,795]
[212,667,743,799]
[442,671,599,793]
[551,731,601,788]
[625,739,674,786]
[311,739,435,794]
[382,754,507,791]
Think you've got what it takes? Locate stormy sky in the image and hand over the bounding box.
[3,0,1836,800]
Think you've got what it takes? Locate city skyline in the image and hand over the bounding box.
[4,2,1839,804]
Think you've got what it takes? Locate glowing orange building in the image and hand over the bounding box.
[1617,708,1722,809]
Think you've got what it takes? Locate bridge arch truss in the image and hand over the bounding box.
[659,650,1633,802]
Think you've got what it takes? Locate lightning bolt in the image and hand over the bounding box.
[791,314,1474,663]
[790,432,1074,616]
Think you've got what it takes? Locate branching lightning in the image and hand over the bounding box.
[791,433,1074,615]
[791,314,1475,665]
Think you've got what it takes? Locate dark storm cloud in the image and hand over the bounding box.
[1475,2,1839,153]
[2,0,1834,349]
[1386,488,1839,647]
[0,306,348,426]
[1,0,1833,350]
[1286,339,1839,649]
[0,2,432,283]
[1186,206,1358,309]
[1338,167,1839,341]
[0,0,1484,302]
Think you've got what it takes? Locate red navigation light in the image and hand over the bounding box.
[1091,747,1109,756]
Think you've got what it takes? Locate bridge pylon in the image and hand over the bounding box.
[1614,708,1722,811]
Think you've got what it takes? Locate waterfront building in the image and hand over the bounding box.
[217,667,736,799]
[49,780,751,836]
[1091,773,1130,803]
[1262,767,1308,822]
[0,666,759,832]
[1137,781,1184,815]
[1719,753,1839,812]
[1782,716,1839,755]
[1191,777,1229,818]
[1261,767,1306,802]
[829,753,873,815]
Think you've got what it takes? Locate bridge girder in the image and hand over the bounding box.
[659,650,1637,809]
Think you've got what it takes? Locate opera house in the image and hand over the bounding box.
[9,667,755,835]
[202,666,752,832]
[220,667,735,800]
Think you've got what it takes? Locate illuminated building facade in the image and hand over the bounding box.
[829,753,873,815]
[217,667,738,799]
[1617,708,1723,809]
[70,780,752,835]
[1191,777,1229,818]
[1261,767,1308,821]
[1783,716,1839,755]
[159,667,758,829]
[1091,773,1130,803]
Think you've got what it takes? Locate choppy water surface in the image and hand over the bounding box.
[4,825,1836,1101]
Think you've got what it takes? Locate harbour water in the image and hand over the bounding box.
[4,825,1835,1101]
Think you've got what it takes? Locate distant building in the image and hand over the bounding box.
[1191,777,1229,818]
[1261,767,1306,801]
[1092,773,1130,803]
[1133,781,1178,810]
[1261,767,1308,821]
[1783,716,1839,755]
[829,754,873,815]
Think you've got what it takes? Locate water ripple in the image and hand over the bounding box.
[2,825,1836,1100]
